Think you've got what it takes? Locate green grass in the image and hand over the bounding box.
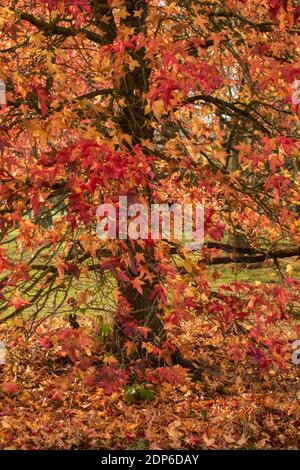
[2,226,300,325]
[210,258,300,286]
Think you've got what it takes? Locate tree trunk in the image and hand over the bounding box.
[98,1,167,357]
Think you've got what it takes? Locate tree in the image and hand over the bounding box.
[0,0,300,385]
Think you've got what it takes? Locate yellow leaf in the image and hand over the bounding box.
[152,100,164,120]
[224,434,236,444]
[286,264,294,276]
[183,258,193,273]
[128,59,140,71]
[202,433,215,447]
[237,433,247,447]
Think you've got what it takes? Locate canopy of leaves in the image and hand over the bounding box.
[0,0,300,448]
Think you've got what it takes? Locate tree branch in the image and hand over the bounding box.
[206,247,300,265]
[18,11,108,45]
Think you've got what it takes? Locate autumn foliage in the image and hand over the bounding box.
[0,0,300,450]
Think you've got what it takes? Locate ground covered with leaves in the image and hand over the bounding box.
[1,318,299,450]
